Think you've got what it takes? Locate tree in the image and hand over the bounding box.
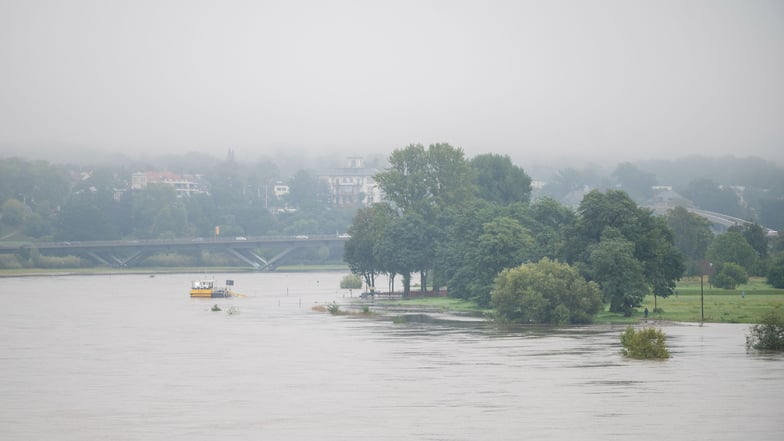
[435,201,500,302]
[425,143,476,209]
[491,258,603,325]
[706,231,757,273]
[470,153,532,205]
[22,212,52,238]
[55,194,118,241]
[344,204,396,291]
[612,162,656,202]
[710,262,748,290]
[1,198,27,226]
[680,178,742,217]
[736,223,769,259]
[666,206,713,272]
[469,216,533,306]
[372,143,475,294]
[620,327,670,359]
[287,170,331,213]
[151,203,188,238]
[587,228,649,315]
[566,190,684,311]
[768,255,784,289]
[131,184,180,238]
[521,197,577,261]
[374,143,475,214]
[373,144,430,213]
[539,167,605,204]
[375,214,419,296]
[746,309,784,351]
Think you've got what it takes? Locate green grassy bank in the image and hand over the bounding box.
[636,277,784,324]
[384,277,784,325]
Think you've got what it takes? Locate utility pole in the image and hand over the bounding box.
[700,273,704,323]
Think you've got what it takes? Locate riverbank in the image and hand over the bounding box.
[370,278,784,325]
[4,268,781,324]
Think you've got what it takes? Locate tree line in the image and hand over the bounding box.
[0,154,354,243]
[2,148,784,298]
[344,144,784,324]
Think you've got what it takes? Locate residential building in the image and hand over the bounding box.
[319,157,382,207]
[131,171,206,197]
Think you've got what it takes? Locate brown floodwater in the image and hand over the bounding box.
[1,272,782,440]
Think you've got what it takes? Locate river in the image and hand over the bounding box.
[1,272,782,440]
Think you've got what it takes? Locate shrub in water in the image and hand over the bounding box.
[327,302,341,315]
[746,309,784,351]
[620,327,670,359]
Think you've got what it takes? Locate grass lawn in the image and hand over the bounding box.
[637,277,784,324]
[388,277,784,325]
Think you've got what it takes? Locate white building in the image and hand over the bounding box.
[319,157,382,207]
[131,171,206,197]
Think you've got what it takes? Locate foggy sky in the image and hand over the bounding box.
[1,0,782,164]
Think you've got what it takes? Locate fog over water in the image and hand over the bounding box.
[1,0,783,164]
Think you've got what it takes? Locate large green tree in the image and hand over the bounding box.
[519,198,577,261]
[566,190,684,311]
[374,143,475,214]
[767,255,784,289]
[587,228,648,315]
[344,203,396,291]
[470,153,532,205]
[733,223,769,259]
[706,231,758,273]
[371,143,475,293]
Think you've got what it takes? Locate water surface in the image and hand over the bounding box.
[1,273,782,440]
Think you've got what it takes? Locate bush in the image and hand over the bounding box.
[340,274,362,289]
[767,256,784,289]
[711,262,749,289]
[34,254,85,268]
[327,302,342,315]
[491,258,604,325]
[620,327,670,359]
[746,309,784,351]
[0,254,23,269]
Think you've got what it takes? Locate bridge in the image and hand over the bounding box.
[646,206,778,236]
[0,235,349,270]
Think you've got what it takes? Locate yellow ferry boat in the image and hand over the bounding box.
[190,279,235,298]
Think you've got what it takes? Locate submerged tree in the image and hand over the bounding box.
[745,309,784,351]
[620,327,670,359]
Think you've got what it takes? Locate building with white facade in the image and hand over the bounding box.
[131,171,206,197]
[319,157,382,207]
